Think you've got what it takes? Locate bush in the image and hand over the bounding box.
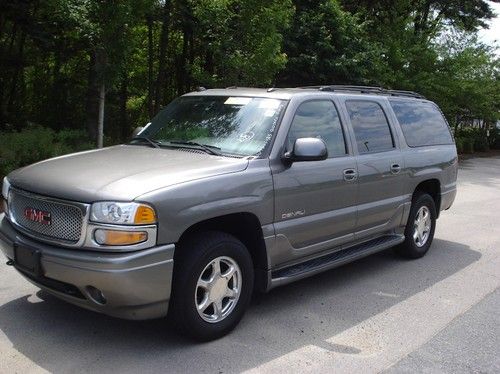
[455,137,464,154]
[463,137,475,154]
[455,127,491,153]
[489,128,500,150]
[0,126,93,179]
[474,136,489,152]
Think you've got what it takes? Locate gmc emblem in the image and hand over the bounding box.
[24,207,52,226]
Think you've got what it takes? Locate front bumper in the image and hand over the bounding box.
[0,214,175,320]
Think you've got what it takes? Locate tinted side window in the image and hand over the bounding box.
[390,100,453,147]
[346,100,394,154]
[287,100,346,157]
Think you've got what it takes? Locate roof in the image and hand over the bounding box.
[182,85,426,100]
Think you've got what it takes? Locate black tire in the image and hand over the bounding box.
[395,193,437,259]
[169,231,254,341]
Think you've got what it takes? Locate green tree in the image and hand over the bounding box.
[278,0,385,86]
[1,0,499,161]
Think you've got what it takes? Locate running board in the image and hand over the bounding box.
[269,235,404,289]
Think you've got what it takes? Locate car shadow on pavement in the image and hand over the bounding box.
[0,239,480,373]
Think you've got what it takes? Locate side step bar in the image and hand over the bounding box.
[269,234,404,289]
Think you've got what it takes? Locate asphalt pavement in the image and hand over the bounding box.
[0,156,499,374]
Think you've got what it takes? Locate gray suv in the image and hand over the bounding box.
[0,86,457,340]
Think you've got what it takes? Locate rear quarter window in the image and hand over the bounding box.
[390,100,453,147]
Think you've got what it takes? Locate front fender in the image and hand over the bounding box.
[137,160,274,244]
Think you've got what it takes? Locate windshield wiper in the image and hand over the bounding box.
[130,136,161,149]
[168,140,223,156]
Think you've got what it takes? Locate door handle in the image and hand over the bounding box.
[391,163,401,174]
[343,168,358,181]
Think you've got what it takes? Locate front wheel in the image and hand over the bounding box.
[169,231,254,341]
[395,193,437,259]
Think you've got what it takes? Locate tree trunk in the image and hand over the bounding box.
[154,0,171,113]
[97,82,105,148]
[147,15,154,118]
[85,52,99,142]
[120,74,129,142]
[414,0,432,36]
[177,26,190,94]
[50,49,63,130]
[6,27,27,118]
[86,48,107,145]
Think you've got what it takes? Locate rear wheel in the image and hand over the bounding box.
[396,193,437,259]
[169,231,254,341]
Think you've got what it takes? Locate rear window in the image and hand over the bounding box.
[390,100,453,147]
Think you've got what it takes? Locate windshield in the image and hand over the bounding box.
[141,96,287,157]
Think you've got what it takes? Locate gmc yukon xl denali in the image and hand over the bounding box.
[0,86,458,340]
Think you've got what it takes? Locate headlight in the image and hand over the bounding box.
[90,202,156,225]
[2,177,10,200]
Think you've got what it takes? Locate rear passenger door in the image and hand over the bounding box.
[344,99,406,239]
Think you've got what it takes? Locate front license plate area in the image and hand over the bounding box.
[14,244,41,277]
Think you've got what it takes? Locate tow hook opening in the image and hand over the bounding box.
[86,286,107,305]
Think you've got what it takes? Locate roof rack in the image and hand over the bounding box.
[297,85,425,99]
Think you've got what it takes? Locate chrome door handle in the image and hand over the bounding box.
[343,168,358,181]
[391,163,401,174]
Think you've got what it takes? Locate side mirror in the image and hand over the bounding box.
[283,137,328,162]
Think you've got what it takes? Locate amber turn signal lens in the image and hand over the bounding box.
[94,229,147,246]
[134,205,156,224]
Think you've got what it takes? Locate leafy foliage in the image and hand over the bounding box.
[0,0,499,172]
[0,126,93,179]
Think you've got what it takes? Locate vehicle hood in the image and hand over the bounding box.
[8,145,249,202]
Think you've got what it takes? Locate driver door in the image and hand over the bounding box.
[271,99,358,267]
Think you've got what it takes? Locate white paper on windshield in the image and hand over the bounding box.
[225,97,252,105]
[258,99,281,109]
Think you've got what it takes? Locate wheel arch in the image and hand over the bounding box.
[176,212,269,291]
[413,179,441,217]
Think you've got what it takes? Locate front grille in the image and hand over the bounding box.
[9,189,85,243]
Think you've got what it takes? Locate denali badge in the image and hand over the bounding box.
[24,207,52,226]
[282,209,306,220]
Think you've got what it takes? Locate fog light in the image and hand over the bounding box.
[94,229,147,246]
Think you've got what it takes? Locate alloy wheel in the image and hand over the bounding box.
[195,256,242,323]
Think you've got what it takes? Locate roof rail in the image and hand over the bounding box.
[297,85,425,99]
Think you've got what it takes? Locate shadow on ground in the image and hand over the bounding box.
[0,239,480,373]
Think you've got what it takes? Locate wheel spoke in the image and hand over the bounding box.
[417,230,423,244]
[423,209,429,222]
[212,259,221,277]
[222,264,236,280]
[198,279,211,290]
[197,294,210,312]
[416,209,422,223]
[213,299,223,318]
[225,287,237,299]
